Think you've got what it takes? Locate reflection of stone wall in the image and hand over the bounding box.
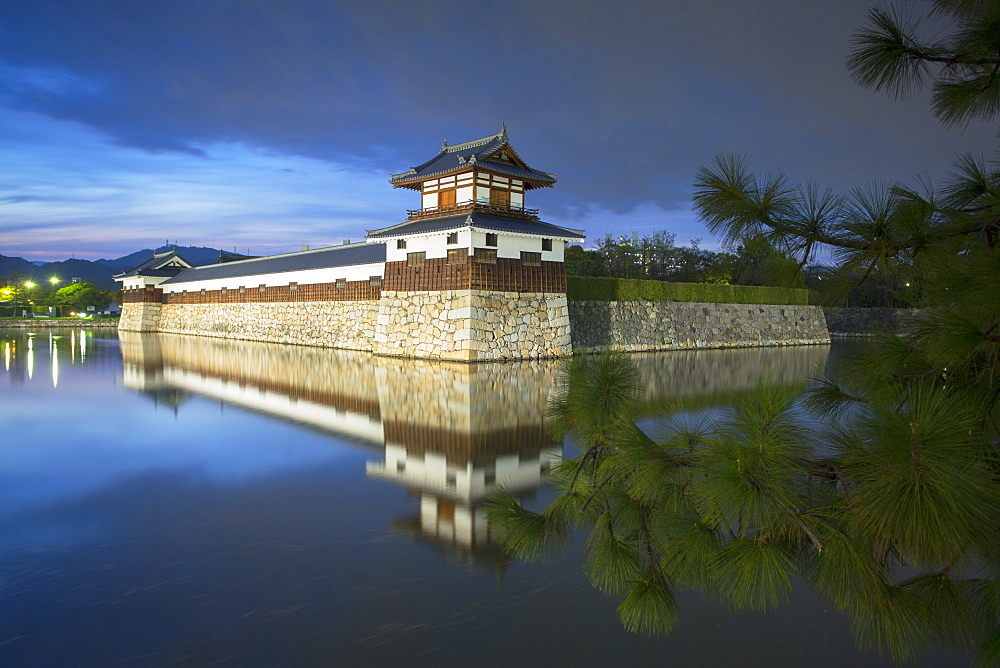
[372,355,559,433]
[120,331,381,416]
[569,301,829,353]
[155,301,379,350]
[823,307,922,336]
[372,290,571,361]
[630,345,830,406]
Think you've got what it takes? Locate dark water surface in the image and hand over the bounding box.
[0,330,963,665]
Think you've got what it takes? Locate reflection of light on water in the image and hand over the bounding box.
[27,348,34,379]
[51,339,59,388]
[80,329,87,360]
[69,331,75,363]
[4,341,10,371]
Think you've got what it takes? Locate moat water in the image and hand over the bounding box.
[0,330,966,665]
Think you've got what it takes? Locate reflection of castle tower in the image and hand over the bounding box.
[117,333,830,573]
[118,332,562,572]
[365,359,560,573]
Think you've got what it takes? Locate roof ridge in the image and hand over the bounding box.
[446,127,507,155]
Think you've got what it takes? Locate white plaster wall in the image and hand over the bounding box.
[383,229,474,262]
[456,185,474,203]
[120,275,171,290]
[422,192,437,209]
[159,261,384,293]
[470,229,568,261]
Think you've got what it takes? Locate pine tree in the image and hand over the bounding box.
[489,2,1000,662]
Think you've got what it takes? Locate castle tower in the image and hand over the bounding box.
[369,126,584,361]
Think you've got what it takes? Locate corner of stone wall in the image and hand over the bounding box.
[118,302,162,332]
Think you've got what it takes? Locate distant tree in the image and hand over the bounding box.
[564,244,605,277]
[55,282,112,311]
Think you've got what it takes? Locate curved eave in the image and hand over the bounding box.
[389,164,557,190]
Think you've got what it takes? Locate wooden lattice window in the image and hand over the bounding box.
[474,248,497,265]
[407,251,426,268]
[397,239,407,249]
[542,238,553,251]
[335,278,347,289]
[485,233,498,247]
[289,282,298,290]
[521,251,541,267]
[369,276,382,287]
[447,232,458,244]
[447,248,468,265]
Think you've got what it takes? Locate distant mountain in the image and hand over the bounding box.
[0,254,41,276]
[95,245,221,272]
[0,255,117,290]
[2,245,223,290]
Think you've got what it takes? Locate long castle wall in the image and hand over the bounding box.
[155,301,380,350]
[568,300,830,352]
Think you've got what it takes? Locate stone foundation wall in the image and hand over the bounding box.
[120,293,831,360]
[119,302,163,332]
[372,290,572,361]
[569,301,829,353]
[154,301,379,350]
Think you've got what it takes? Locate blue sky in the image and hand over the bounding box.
[1,0,995,262]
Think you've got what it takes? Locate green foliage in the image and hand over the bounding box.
[566,275,809,305]
[487,349,1000,662]
[488,4,1000,662]
[847,2,1000,127]
[54,282,112,311]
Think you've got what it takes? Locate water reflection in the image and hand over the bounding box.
[6,330,912,666]
[118,332,828,569]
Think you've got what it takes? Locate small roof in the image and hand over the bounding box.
[160,242,386,285]
[114,249,193,279]
[389,125,557,190]
[366,212,584,240]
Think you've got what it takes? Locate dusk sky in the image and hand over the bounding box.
[2,0,995,262]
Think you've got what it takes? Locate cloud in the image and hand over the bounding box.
[2,0,997,260]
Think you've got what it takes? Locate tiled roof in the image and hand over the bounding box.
[366,212,585,240]
[160,243,386,285]
[389,126,557,189]
[114,249,192,278]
